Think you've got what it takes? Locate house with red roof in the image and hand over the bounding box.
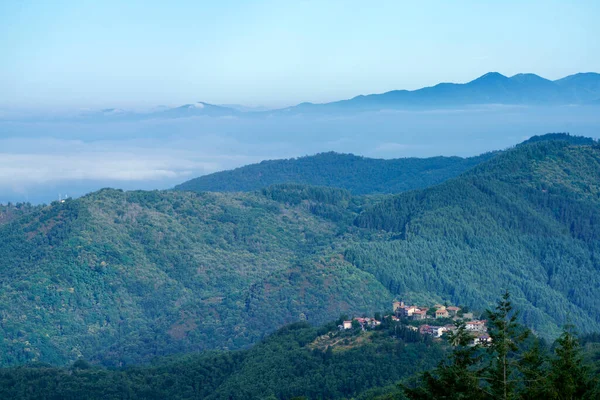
[465,320,487,332]
[419,325,431,335]
[412,309,428,320]
[446,306,461,316]
[435,307,449,319]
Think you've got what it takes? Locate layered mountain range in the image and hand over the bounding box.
[282,72,600,114]
[1,133,599,368]
[33,72,600,122]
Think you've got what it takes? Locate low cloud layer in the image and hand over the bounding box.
[0,135,266,203]
[1,105,599,204]
[0,152,208,184]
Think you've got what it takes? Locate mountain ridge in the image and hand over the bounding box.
[1,134,599,367]
[35,72,600,122]
[174,151,499,194]
[173,133,595,195]
[272,72,600,115]
[351,137,600,338]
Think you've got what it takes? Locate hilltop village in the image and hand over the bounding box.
[339,300,490,345]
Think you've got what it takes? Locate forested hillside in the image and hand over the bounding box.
[1,315,598,399]
[0,188,390,366]
[0,321,445,400]
[352,137,600,337]
[1,134,600,368]
[0,203,39,226]
[174,151,497,194]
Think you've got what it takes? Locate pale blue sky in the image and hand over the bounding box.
[1,0,598,109]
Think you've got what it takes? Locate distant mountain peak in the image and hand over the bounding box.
[554,72,600,84]
[482,71,506,78]
[511,73,542,78]
[519,133,597,146]
[180,102,207,109]
[509,73,550,83]
[557,72,600,80]
[470,72,509,83]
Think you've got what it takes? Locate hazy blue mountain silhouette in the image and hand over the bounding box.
[155,102,239,118]
[275,72,600,114]
[67,72,600,121]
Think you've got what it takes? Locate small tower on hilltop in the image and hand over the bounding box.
[393,300,405,312]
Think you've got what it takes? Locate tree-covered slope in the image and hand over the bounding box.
[2,302,599,399]
[0,203,40,226]
[174,151,497,194]
[0,188,391,366]
[2,134,600,368]
[0,321,445,400]
[351,138,600,337]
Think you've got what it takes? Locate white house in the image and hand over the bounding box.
[465,320,487,332]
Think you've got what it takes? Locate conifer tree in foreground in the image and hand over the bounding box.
[403,291,599,400]
[484,290,529,399]
[517,338,551,399]
[546,324,595,399]
[403,321,486,399]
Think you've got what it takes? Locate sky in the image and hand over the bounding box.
[1,0,599,110]
[1,0,600,204]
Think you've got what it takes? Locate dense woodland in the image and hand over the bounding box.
[0,185,395,366]
[351,137,600,337]
[1,133,600,376]
[0,202,39,226]
[174,151,497,194]
[0,295,599,399]
[0,320,444,399]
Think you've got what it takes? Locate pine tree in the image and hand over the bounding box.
[403,321,486,399]
[547,324,595,399]
[517,338,551,399]
[485,290,529,400]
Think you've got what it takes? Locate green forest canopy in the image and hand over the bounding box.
[0,133,599,368]
[174,151,497,194]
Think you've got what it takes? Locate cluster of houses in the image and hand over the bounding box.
[341,317,382,330]
[393,300,491,344]
[338,300,491,345]
[417,322,490,344]
[392,301,467,320]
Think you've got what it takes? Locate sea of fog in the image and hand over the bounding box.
[1,105,599,204]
